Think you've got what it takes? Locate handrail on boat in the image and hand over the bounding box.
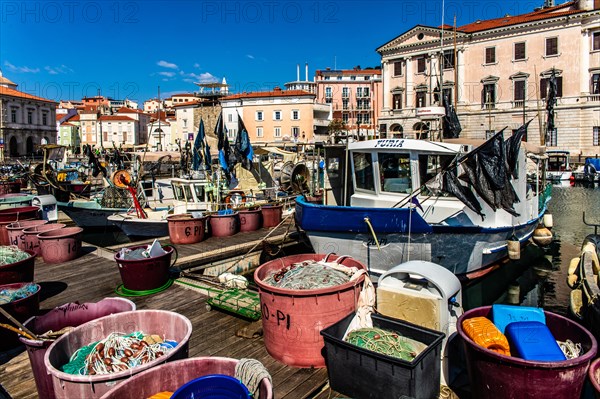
[583,212,600,235]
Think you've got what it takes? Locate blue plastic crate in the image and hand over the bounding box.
[492,304,546,334]
[505,321,566,361]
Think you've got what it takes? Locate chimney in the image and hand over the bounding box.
[543,0,554,7]
[305,62,309,82]
[297,64,300,81]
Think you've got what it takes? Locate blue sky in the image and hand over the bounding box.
[1,0,547,104]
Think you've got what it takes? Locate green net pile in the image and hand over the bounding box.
[264,261,350,289]
[0,246,30,266]
[345,327,428,362]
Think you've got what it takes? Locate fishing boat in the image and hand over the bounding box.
[546,150,573,182]
[569,213,600,340]
[295,128,550,277]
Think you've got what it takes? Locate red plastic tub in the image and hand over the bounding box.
[37,227,83,263]
[0,282,41,351]
[589,358,600,399]
[44,310,192,399]
[261,205,283,228]
[167,214,206,244]
[254,253,366,368]
[22,224,66,256]
[0,205,40,245]
[0,249,35,284]
[458,306,597,399]
[239,208,262,232]
[209,213,239,237]
[7,219,48,249]
[100,357,273,399]
[20,298,136,399]
[114,245,174,291]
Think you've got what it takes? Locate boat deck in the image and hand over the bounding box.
[0,221,343,399]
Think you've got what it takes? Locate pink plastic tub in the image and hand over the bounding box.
[114,245,174,291]
[20,298,137,399]
[100,357,273,399]
[254,254,366,368]
[0,282,40,351]
[458,306,597,399]
[44,310,193,399]
[167,214,206,245]
[239,208,262,232]
[261,204,283,228]
[23,224,66,256]
[37,227,83,263]
[0,249,35,285]
[7,219,48,249]
[209,213,239,237]
[0,205,40,245]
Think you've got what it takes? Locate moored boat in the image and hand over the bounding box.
[296,129,549,277]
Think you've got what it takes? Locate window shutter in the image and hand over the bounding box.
[557,76,563,97]
[540,78,547,99]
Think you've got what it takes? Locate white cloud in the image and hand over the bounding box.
[193,63,201,68]
[180,71,218,83]
[246,54,255,60]
[44,65,73,75]
[157,60,178,69]
[159,71,176,77]
[4,61,39,73]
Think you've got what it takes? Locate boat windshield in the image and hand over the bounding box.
[418,154,455,196]
[379,153,412,194]
[352,152,375,191]
[194,184,205,202]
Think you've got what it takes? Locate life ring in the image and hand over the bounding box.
[224,190,246,207]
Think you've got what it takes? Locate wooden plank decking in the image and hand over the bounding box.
[0,222,338,399]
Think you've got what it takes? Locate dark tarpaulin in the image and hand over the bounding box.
[546,69,558,143]
[477,128,506,190]
[216,112,232,179]
[460,154,499,210]
[504,120,531,179]
[442,91,462,139]
[192,119,205,171]
[234,113,254,171]
[443,168,485,219]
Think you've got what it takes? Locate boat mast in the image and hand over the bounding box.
[438,0,445,142]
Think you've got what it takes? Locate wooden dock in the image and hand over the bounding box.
[0,221,338,399]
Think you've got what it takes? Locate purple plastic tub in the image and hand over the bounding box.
[99,357,273,399]
[0,249,35,285]
[590,358,600,399]
[44,309,192,399]
[458,306,597,399]
[20,298,136,399]
[0,282,41,351]
[114,245,174,291]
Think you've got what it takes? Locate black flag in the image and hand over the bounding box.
[546,69,557,144]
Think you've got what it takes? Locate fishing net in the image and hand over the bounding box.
[263,260,352,289]
[99,186,146,209]
[0,283,38,304]
[0,246,30,266]
[61,331,178,375]
[345,327,428,362]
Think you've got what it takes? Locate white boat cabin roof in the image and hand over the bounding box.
[348,139,469,155]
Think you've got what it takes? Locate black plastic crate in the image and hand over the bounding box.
[320,312,445,399]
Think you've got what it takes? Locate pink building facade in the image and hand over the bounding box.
[377,0,600,156]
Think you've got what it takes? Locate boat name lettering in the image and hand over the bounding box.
[261,303,291,330]
[375,139,404,148]
[367,237,388,246]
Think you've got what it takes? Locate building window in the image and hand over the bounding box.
[540,76,563,98]
[394,61,403,76]
[273,110,282,121]
[10,109,16,123]
[594,126,600,146]
[356,87,363,97]
[485,130,496,140]
[342,113,349,124]
[274,127,281,138]
[416,91,426,108]
[357,114,363,124]
[364,76,370,80]
[342,87,349,98]
[514,42,526,61]
[183,119,187,127]
[417,57,426,73]
[547,128,558,146]
[514,80,526,105]
[256,127,263,138]
[324,76,330,80]
[42,113,47,125]
[350,76,356,80]
[482,83,496,109]
[591,73,600,95]
[342,98,349,110]
[364,114,371,124]
[443,50,455,69]
[292,127,300,140]
[228,114,233,122]
[485,47,496,64]
[256,111,263,121]
[593,32,600,51]
[325,87,332,98]
[326,98,332,104]
[337,76,342,80]
[546,37,558,56]
[27,110,33,124]
[393,94,402,110]
[292,110,299,120]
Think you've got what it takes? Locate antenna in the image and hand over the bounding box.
[334,56,337,70]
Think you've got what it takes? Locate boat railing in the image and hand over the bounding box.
[583,212,600,235]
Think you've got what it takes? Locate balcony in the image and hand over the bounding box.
[587,94,600,102]
[512,100,525,108]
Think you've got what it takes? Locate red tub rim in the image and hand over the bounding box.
[457,305,598,368]
[114,244,174,263]
[588,357,600,392]
[0,205,40,215]
[43,309,193,383]
[6,220,48,231]
[37,227,83,239]
[0,282,41,304]
[0,249,35,267]
[22,223,66,235]
[166,214,206,222]
[254,253,366,297]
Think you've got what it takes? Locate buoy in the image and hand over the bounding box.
[507,282,521,304]
[543,214,553,229]
[567,273,579,289]
[568,257,580,275]
[532,227,553,246]
[507,236,520,260]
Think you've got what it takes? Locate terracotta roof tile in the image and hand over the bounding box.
[0,86,57,103]
[116,107,145,114]
[99,115,135,121]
